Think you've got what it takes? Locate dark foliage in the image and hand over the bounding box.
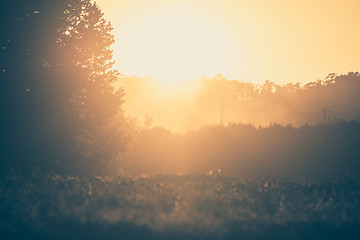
[197,72,360,126]
[0,0,126,176]
[124,121,360,180]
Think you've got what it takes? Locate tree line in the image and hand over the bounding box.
[123,121,360,180]
[120,72,360,131]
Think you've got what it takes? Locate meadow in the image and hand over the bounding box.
[1,173,359,240]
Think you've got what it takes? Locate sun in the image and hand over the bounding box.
[115,4,233,85]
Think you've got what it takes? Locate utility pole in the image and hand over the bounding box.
[220,98,224,126]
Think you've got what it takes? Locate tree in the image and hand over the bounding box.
[54,0,127,175]
[0,0,127,176]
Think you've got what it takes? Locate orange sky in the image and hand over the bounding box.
[97,0,360,85]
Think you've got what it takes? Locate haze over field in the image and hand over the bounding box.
[95,0,360,132]
[1,0,360,189]
[119,73,360,132]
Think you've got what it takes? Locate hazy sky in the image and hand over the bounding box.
[97,0,360,85]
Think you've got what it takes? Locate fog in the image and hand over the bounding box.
[112,72,360,180]
[119,72,360,133]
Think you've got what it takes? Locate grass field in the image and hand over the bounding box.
[1,173,360,240]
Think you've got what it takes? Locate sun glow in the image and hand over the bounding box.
[99,0,360,86]
[116,4,234,85]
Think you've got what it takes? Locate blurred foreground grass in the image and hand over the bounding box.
[1,173,360,240]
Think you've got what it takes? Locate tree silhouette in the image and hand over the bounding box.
[0,0,126,175]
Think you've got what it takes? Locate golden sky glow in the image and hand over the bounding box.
[98,0,360,85]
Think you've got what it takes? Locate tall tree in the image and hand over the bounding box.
[0,0,127,176]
